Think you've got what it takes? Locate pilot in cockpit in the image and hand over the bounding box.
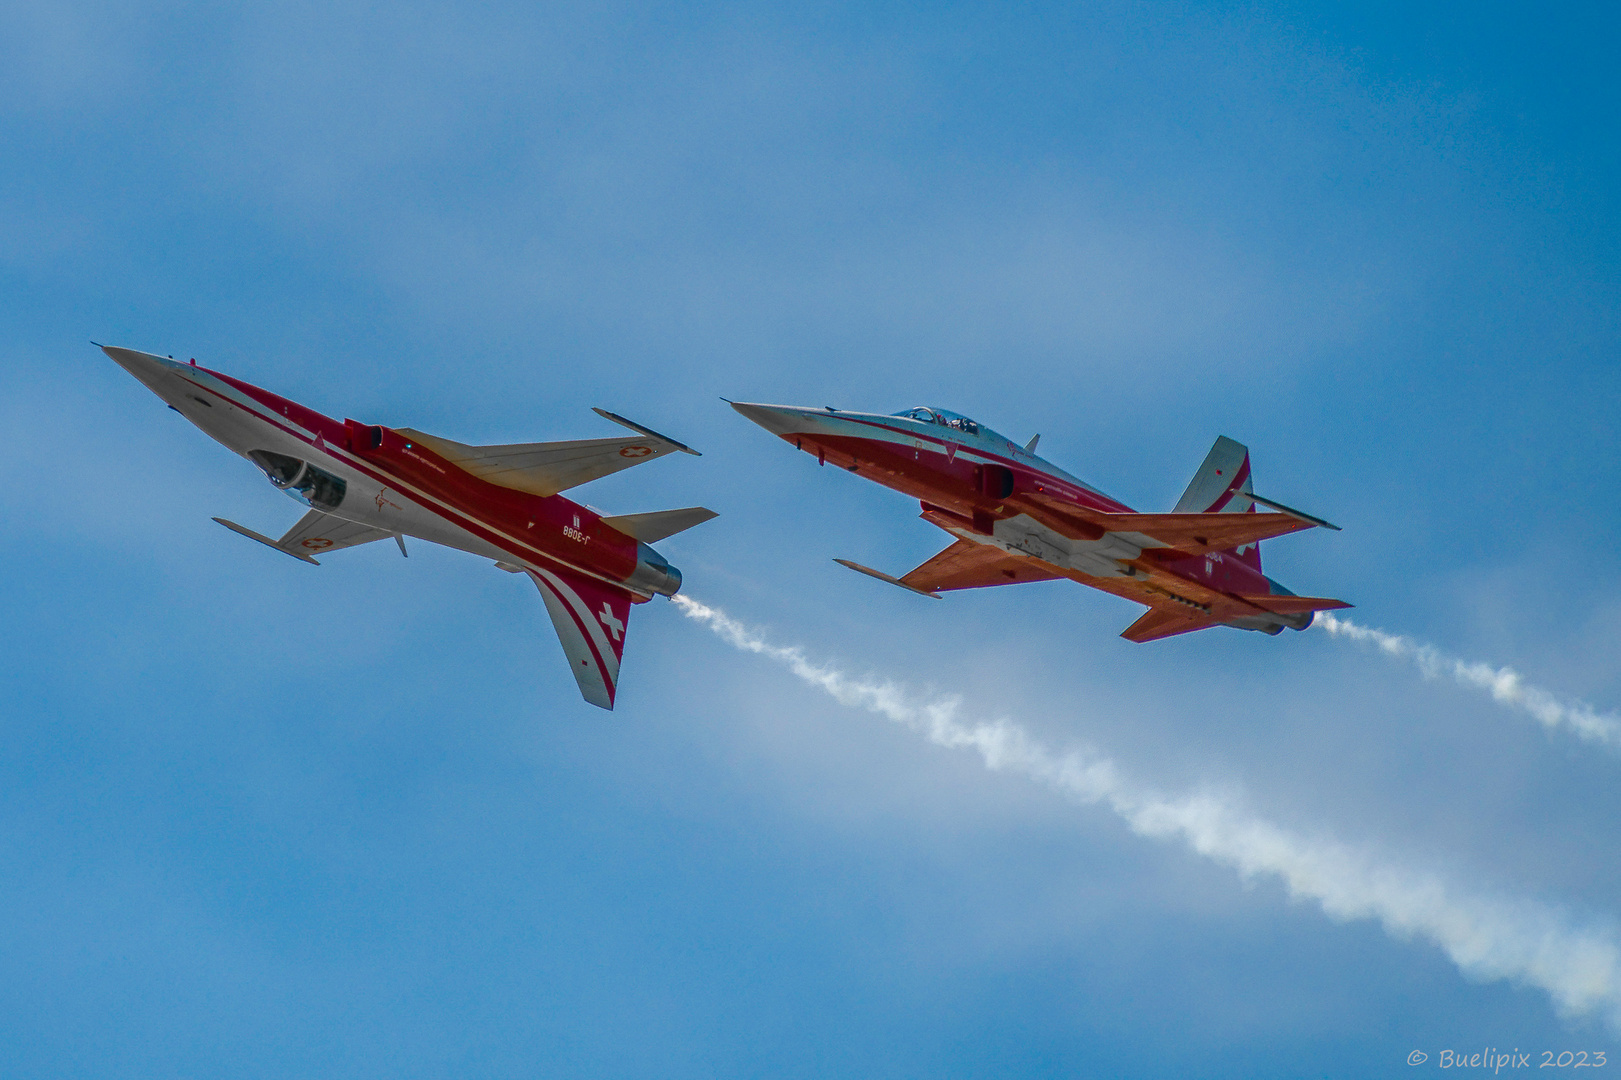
[895,407,981,436]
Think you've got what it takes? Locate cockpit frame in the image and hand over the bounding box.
[894,407,981,436]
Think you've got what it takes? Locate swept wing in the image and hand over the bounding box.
[213,510,399,564]
[837,539,1059,597]
[1022,491,1318,552]
[397,409,698,499]
[1236,593,1352,615]
[1120,606,1218,643]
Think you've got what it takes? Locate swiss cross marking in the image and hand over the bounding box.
[598,601,624,641]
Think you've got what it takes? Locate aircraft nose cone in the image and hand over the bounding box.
[728,401,822,437]
[100,345,185,391]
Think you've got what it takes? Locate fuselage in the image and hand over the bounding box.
[731,402,1291,625]
[111,349,679,601]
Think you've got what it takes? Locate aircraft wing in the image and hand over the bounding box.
[397,410,697,498]
[901,539,1060,592]
[1029,499,1318,551]
[1237,594,1352,615]
[213,510,398,564]
[1120,606,1219,642]
[836,539,1059,597]
[526,565,635,710]
[1101,512,1315,551]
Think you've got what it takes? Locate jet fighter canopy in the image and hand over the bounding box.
[894,407,1009,442]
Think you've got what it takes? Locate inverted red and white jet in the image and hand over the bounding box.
[105,345,715,708]
[731,402,1348,641]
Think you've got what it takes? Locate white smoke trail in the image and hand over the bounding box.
[1317,614,1621,752]
[672,594,1621,1029]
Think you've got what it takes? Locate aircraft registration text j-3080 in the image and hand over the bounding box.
[102,345,716,709]
[729,401,1349,641]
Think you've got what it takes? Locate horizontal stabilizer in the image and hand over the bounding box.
[397,411,698,498]
[214,510,396,564]
[600,506,718,543]
[1121,606,1218,643]
[527,565,634,710]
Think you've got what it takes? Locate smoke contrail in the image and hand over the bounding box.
[1317,614,1621,752]
[672,594,1621,1029]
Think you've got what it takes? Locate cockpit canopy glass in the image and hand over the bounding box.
[892,406,980,436]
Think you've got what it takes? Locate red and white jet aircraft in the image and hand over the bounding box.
[106,345,715,708]
[731,402,1348,641]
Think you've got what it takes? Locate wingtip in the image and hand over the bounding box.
[833,558,942,598]
[593,406,701,455]
[213,516,320,564]
[1247,492,1341,532]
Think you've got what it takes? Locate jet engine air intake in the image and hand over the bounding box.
[248,450,347,511]
[625,543,683,597]
[977,464,1014,499]
[342,419,391,452]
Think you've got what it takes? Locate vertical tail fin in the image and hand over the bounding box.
[527,566,633,710]
[1174,436,1261,572]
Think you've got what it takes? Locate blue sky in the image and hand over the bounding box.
[3,2,1620,1076]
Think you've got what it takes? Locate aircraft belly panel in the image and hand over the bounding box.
[315,460,544,565]
[932,515,1285,624]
